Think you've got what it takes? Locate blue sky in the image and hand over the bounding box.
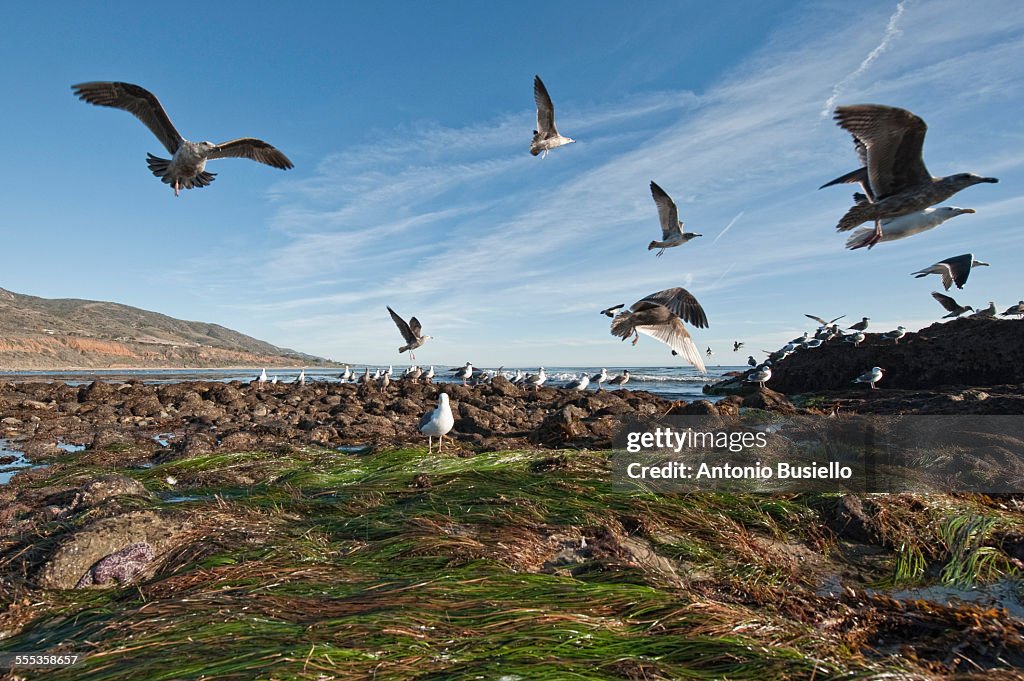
[2,1,1023,366]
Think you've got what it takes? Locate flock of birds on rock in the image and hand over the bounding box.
[69,77,1014,450]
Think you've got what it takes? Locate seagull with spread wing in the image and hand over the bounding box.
[530,76,575,158]
[911,253,989,290]
[821,104,997,248]
[648,181,702,256]
[72,81,293,196]
[387,306,432,361]
[609,287,709,373]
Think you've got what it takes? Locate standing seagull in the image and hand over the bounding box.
[845,206,975,250]
[823,104,997,248]
[451,363,474,385]
[911,254,989,290]
[419,393,455,454]
[387,306,432,361]
[1001,301,1024,318]
[969,302,997,319]
[530,76,575,158]
[883,327,907,344]
[590,368,608,391]
[648,181,702,256]
[566,373,590,391]
[932,292,974,318]
[608,370,630,387]
[848,317,870,332]
[610,287,708,373]
[745,366,772,388]
[747,356,757,367]
[71,82,293,196]
[853,367,884,389]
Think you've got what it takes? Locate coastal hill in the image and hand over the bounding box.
[0,287,333,370]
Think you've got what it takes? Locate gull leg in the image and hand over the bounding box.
[656,249,665,257]
[631,331,639,346]
[174,180,181,197]
[865,217,883,250]
[428,436,433,454]
[439,434,444,453]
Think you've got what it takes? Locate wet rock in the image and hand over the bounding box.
[37,510,191,589]
[742,388,798,415]
[826,494,879,543]
[76,541,155,588]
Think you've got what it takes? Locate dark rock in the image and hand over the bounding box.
[742,388,797,415]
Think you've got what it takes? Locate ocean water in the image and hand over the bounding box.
[0,365,744,402]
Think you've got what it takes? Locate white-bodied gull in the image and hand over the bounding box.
[853,367,884,389]
[387,306,432,361]
[419,393,455,454]
[610,287,708,373]
[648,181,701,256]
[912,253,989,290]
[530,76,574,158]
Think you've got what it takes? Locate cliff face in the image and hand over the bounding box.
[0,287,331,370]
[767,318,1024,393]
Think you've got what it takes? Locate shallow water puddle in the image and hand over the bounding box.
[56,440,86,453]
[0,439,45,485]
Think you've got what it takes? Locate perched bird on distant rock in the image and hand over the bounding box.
[358,368,371,384]
[422,366,435,383]
[822,104,997,248]
[530,76,574,158]
[600,304,625,318]
[419,393,454,454]
[1001,301,1024,318]
[610,287,708,372]
[848,317,870,332]
[844,332,866,346]
[590,368,608,390]
[969,302,997,318]
[566,373,590,391]
[72,81,293,196]
[911,254,989,290]
[852,367,884,389]
[379,371,391,392]
[255,368,268,390]
[648,181,702,256]
[387,306,432,361]
[845,206,975,250]
[526,367,547,388]
[450,362,473,385]
[931,292,974,318]
[883,327,907,344]
[745,366,771,388]
[294,368,306,386]
[608,370,630,386]
[733,341,744,352]
[747,355,757,367]
[339,365,353,382]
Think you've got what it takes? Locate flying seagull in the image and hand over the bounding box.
[911,254,989,290]
[530,76,574,158]
[822,104,997,248]
[600,304,625,318]
[419,393,455,454]
[853,367,884,389]
[733,341,744,352]
[932,292,974,318]
[648,181,702,256]
[610,287,709,373]
[845,206,975,250]
[387,306,432,361]
[72,81,293,196]
[706,346,713,358]
[806,314,845,327]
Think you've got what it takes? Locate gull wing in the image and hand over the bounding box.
[408,317,423,337]
[833,104,931,199]
[650,181,682,239]
[636,287,708,328]
[533,75,557,136]
[636,317,706,373]
[209,138,294,169]
[387,306,418,344]
[937,253,975,289]
[72,81,183,154]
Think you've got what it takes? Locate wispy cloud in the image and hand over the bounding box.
[820,0,908,117]
[173,0,1024,365]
